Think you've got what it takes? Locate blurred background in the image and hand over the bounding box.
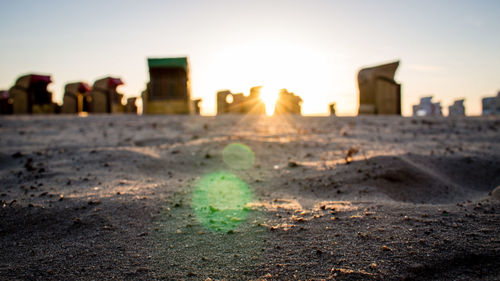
[0,0,499,116]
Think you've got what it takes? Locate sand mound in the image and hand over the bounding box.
[283,154,500,205]
[348,154,500,204]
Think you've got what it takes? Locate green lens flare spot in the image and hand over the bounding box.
[192,171,253,232]
[222,143,255,170]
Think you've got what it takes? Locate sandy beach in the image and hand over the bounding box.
[0,114,499,280]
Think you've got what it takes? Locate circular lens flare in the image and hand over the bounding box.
[222,143,255,170]
[192,171,253,232]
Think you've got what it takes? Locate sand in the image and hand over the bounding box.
[0,114,499,280]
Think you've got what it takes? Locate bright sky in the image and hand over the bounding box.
[0,0,499,116]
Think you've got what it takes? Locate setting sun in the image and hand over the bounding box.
[259,86,279,115]
[208,39,336,115]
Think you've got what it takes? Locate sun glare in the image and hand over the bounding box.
[211,40,335,115]
[259,86,279,115]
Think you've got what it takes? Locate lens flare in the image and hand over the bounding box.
[222,143,255,170]
[192,171,253,232]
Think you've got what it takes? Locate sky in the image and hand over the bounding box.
[0,0,499,116]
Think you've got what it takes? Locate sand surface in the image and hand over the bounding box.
[0,114,499,280]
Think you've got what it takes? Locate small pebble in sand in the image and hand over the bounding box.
[381,245,392,251]
[136,266,149,273]
[11,151,23,158]
[345,147,359,164]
